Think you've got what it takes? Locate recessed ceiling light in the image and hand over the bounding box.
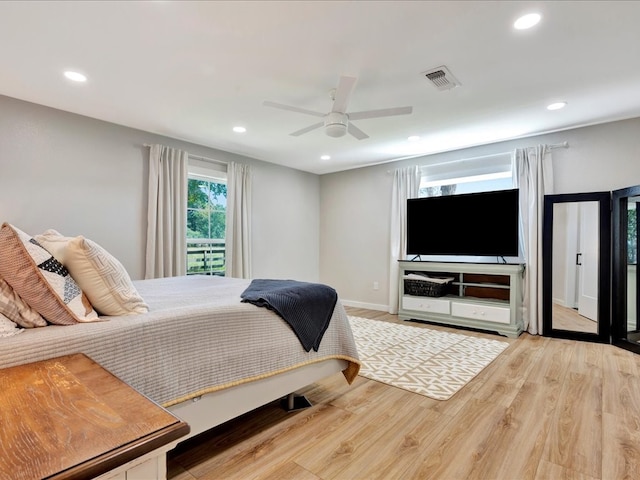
[232,126,246,133]
[514,13,541,30]
[408,135,420,142]
[320,155,331,160]
[63,71,87,82]
[547,102,567,111]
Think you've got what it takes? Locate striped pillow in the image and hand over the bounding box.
[0,223,98,325]
[0,277,47,328]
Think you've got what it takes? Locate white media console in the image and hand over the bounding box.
[398,261,525,338]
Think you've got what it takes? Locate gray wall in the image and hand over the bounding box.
[320,117,640,310]
[3,92,639,310]
[0,95,320,281]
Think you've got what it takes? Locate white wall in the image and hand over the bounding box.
[0,95,320,281]
[320,117,640,310]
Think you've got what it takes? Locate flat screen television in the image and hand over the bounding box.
[406,188,520,258]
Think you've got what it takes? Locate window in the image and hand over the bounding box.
[186,165,227,276]
[419,152,514,197]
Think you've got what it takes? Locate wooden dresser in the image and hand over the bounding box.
[0,353,190,480]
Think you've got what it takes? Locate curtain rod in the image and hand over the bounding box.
[428,141,569,168]
[549,141,569,150]
[387,141,569,173]
[143,144,228,166]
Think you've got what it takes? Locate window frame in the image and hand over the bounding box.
[419,152,514,198]
[186,161,228,276]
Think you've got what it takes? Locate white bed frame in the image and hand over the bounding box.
[167,358,349,442]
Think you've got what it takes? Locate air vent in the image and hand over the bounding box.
[422,66,460,91]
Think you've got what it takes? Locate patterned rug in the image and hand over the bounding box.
[348,316,510,400]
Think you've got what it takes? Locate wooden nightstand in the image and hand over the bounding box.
[0,353,190,480]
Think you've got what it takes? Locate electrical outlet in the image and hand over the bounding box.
[373,281,379,290]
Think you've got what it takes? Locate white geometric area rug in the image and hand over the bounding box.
[348,316,510,401]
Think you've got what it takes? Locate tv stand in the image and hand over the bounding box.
[398,261,525,338]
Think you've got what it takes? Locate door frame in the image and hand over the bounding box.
[612,185,640,353]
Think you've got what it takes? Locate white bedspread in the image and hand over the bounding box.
[0,275,360,407]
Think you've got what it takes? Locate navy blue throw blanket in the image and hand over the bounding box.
[240,279,338,352]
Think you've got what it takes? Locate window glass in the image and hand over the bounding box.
[187,175,227,276]
[419,153,514,197]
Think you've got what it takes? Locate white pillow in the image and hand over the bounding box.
[0,312,23,338]
[36,231,148,316]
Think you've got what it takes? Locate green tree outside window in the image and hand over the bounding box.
[187,177,227,275]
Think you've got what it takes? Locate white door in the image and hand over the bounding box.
[577,202,599,322]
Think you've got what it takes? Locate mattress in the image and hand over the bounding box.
[0,275,360,407]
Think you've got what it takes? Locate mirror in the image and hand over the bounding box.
[612,186,640,353]
[550,201,599,333]
[542,192,611,342]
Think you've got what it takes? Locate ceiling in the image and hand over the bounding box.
[1,1,639,175]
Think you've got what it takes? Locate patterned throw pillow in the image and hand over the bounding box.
[0,223,98,325]
[35,231,149,316]
[0,276,47,328]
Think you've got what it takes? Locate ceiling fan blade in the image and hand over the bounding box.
[263,101,325,118]
[331,76,358,113]
[290,122,324,137]
[348,106,413,121]
[347,122,369,140]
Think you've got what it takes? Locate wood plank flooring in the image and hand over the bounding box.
[166,307,640,480]
[552,303,598,333]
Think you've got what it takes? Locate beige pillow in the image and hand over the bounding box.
[33,229,69,261]
[0,223,98,325]
[0,277,47,328]
[37,231,148,316]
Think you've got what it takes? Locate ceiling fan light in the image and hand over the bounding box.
[324,112,348,137]
[325,123,347,137]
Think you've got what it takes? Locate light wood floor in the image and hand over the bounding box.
[166,307,640,480]
[552,303,598,333]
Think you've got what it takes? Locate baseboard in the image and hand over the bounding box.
[552,297,567,307]
[340,299,389,312]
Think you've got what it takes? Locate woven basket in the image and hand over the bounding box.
[404,278,451,297]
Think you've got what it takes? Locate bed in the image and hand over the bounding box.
[0,274,361,443]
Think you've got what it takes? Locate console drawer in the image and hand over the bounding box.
[451,302,510,324]
[402,296,450,315]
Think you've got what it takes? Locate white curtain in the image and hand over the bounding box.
[513,145,554,335]
[226,162,252,279]
[145,144,188,279]
[388,166,421,314]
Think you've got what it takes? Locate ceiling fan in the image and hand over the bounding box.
[263,76,413,140]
